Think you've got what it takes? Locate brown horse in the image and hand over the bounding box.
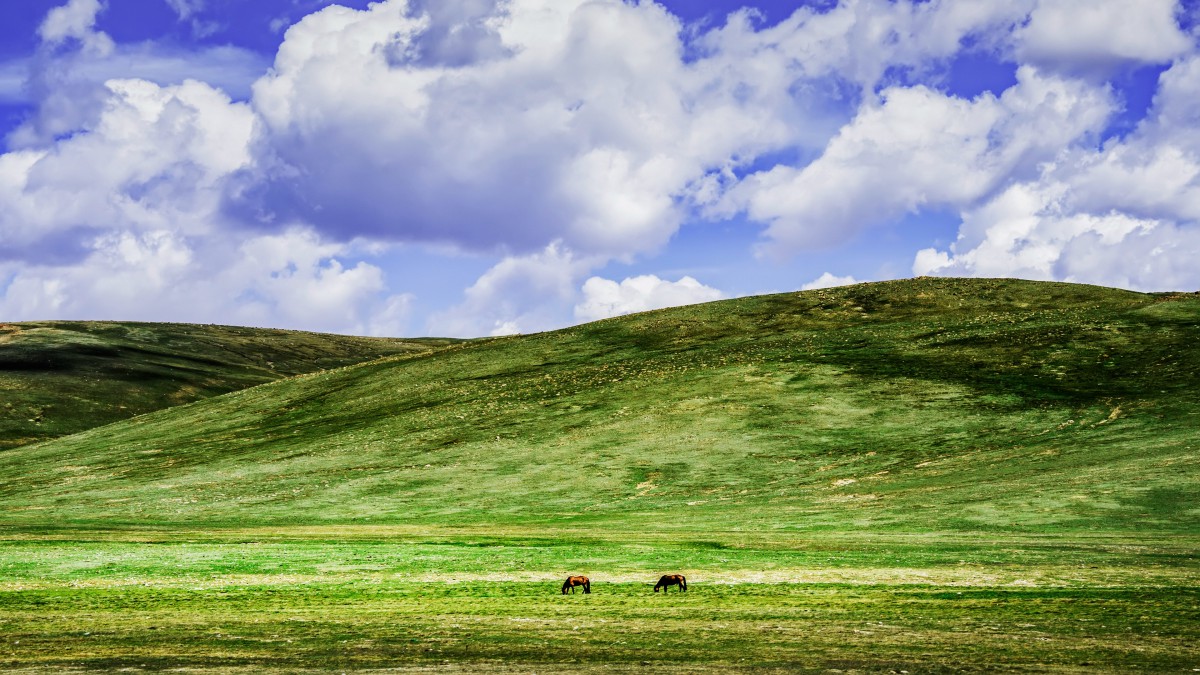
[654,574,687,592]
[562,575,591,594]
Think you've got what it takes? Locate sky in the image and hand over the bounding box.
[1,0,1198,337]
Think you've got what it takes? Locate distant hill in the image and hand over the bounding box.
[1,279,1196,534]
[0,321,457,449]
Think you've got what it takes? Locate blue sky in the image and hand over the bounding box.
[1,1,1198,336]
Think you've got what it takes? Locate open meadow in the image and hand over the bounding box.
[3,528,1197,673]
[1,279,1198,672]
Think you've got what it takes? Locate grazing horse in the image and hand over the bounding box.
[562,575,591,594]
[654,574,687,592]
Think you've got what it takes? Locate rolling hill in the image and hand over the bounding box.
[1,278,1197,534]
[0,321,457,450]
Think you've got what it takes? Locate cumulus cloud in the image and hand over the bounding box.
[912,182,1200,292]
[427,243,597,337]
[915,55,1200,292]
[726,66,1115,256]
[574,274,725,322]
[243,0,1004,251]
[1015,0,1193,74]
[0,227,413,334]
[0,77,255,261]
[235,0,693,256]
[231,0,1074,262]
[800,272,861,291]
[0,1,406,334]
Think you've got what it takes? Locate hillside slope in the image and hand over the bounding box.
[1,278,1197,534]
[0,321,456,449]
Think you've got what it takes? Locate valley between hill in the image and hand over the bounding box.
[0,321,456,450]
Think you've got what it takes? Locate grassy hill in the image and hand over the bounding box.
[2,277,1196,534]
[2,278,1198,672]
[0,321,457,450]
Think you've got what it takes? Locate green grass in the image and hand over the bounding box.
[0,321,457,450]
[1,278,1198,671]
[1,531,1196,672]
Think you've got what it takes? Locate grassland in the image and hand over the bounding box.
[0,278,1197,672]
[2,530,1196,673]
[0,321,456,449]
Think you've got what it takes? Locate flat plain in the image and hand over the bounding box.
[1,278,1197,672]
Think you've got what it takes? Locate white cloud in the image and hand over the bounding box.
[700,0,1033,91]
[914,57,1200,293]
[237,0,1060,260]
[1,77,255,257]
[229,230,412,333]
[1146,54,1200,149]
[0,228,410,335]
[574,274,725,322]
[1054,222,1200,291]
[38,0,113,55]
[239,0,717,257]
[238,0,1107,273]
[0,0,406,333]
[912,181,1200,291]
[364,293,416,338]
[0,12,406,334]
[800,272,861,291]
[426,243,597,337]
[727,66,1115,256]
[1016,0,1193,74]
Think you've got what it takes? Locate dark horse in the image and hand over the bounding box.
[562,575,591,594]
[654,574,687,592]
